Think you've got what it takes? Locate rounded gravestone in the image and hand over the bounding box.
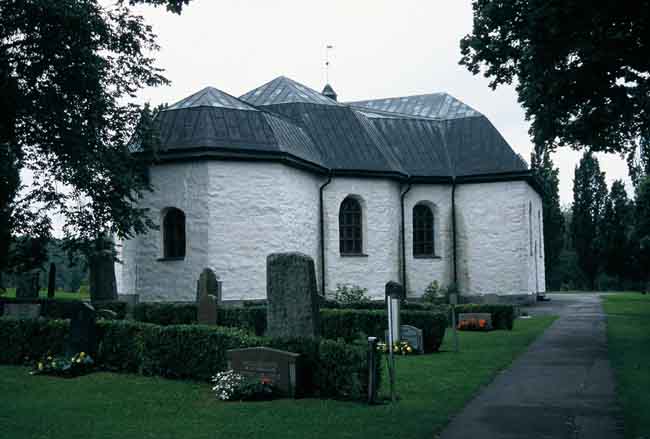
[266,252,319,338]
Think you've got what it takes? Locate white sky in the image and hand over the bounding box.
[34,0,633,236]
[129,0,631,206]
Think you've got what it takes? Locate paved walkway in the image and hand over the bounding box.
[438,293,623,439]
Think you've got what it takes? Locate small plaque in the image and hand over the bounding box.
[384,324,424,354]
[227,347,302,397]
[3,303,41,320]
[449,293,458,305]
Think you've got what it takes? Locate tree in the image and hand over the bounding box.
[633,177,650,291]
[530,148,565,285]
[461,1,650,154]
[600,180,632,286]
[627,136,650,192]
[0,0,193,272]
[572,152,608,289]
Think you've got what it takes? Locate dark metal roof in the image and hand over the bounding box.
[240,76,341,106]
[167,86,256,111]
[152,77,529,182]
[348,93,481,120]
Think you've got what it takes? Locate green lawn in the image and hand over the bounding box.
[603,293,650,439]
[0,316,556,439]
[1,288,88,301]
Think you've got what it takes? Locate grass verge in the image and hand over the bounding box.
[1,288,88,301]
[603,293,650,439]
[0,316,555,439]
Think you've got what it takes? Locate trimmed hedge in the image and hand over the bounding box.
[454,304,515,330]
[0,297,127,320]
[132,303,196,325]
[0,317,379,400]
[319,309,447,353]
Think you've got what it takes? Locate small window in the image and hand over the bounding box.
[339,197,363,254]
[413,204,434,256]
[163,208,186,258]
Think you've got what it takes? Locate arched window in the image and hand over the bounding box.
[163,208,186,258]
[413,204,434,257]
[339,197,363,255]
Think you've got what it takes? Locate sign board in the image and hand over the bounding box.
[3,303,41,320]
[227,347,302,398]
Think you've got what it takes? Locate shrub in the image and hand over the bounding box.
[0,298,127,320]
[133,302,196,325]
[333,284,370,305]
[319,309,447,353]
[218,307,267,336]
[0,317,379,400]
[454,304,515,330]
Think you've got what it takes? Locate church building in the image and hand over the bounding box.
[116,76,545,303]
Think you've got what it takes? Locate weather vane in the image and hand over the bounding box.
[325,44,334,84]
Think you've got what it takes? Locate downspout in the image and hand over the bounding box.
[319,172,333,296]
[451,177,458,290]
[400,180,412,289]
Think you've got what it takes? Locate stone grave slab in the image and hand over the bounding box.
[458,312,493,331]
[384,324,424,353]
[67,303,97,356]
[227,347,302,398]
[197,294,217,325]
[3,303,41,319]
[266,252,319,338]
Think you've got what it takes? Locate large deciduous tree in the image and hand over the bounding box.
[572,152,608,289]
[633,177,650,291]
[0,0,192,280]
[461,1,650,154]
[531,148,564,284]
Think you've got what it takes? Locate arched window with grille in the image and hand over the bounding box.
[413,204,435,257]
[339,197,363,255]
[163,208,186,259]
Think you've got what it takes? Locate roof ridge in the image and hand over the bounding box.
[240,76,341,107]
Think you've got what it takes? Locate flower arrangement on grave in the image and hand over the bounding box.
[30,352,94,377]
[377,340,414,355]
[457,318,489,331]
[211,370,278,401]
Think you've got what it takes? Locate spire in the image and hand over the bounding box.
[322,83,337,101]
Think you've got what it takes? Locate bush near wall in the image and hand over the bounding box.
[0,297,127,320]
[453,304,515,330]
[0,317,378,400]
[319,309,447,353]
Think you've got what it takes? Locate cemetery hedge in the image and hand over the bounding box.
[0,317,378,400]
[453,304,515,330]
[0,297,127,320]
[132,303,448,351]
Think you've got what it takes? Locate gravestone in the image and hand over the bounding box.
[399,325,424,353]
[227,347,302,397]
[67,303,97,356]
[458,312,493,330]
[384,324,424,354]
[88,241,117,302]
[47,263,56,299]
[15,270,40,299]
[196,268,219,302]
[197,294,217,325]
[266,252,319,338]
[3,303,41,319]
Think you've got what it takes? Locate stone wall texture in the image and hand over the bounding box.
[117,161,545,301]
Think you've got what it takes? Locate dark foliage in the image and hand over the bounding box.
[0,297,127,320]
[461,1,650,154]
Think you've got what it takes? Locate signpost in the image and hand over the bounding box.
[385,281,404,404]
[449,293,459,352]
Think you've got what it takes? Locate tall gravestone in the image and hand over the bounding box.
[266,252,319,338]
[89,247,117,302]
[67,302,97,356]
[47,263,56,299]
[16,269,40,299]
[196,268,218,325]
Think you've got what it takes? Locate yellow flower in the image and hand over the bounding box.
[38,362,43,371]
[80,352,86,358]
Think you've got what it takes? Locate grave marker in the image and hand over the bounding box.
[67,303,97,356]
[227,347,302,397]
[3,303,41,319]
